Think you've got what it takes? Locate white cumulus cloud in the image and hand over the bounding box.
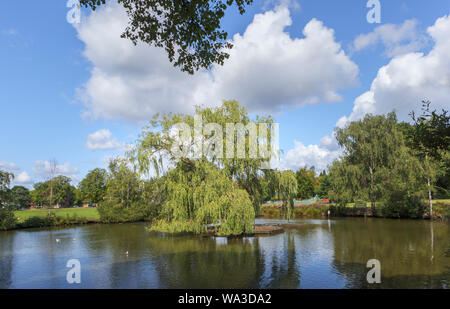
[76,3,358,122]
[279,139,341,172]
[339,14,450,127]
[0,161,19,171]
[33,160,79,180]
[86,129,130,151]
[353,19,428,57]
[210,6,358,113]
[15,171,32,184]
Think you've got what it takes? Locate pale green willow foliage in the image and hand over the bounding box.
[128,101,278,235]
[148,160,255,236]
[275,170,297,220]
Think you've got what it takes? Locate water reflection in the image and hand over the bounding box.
[0,235,13,288]
[0,218,448,289]
[331,218,450,288]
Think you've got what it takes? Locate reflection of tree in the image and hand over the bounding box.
[78,223,160,288]
[259,231,301,288]
[0,232,14,288]
[147,235,264,288]
[90,223,304,288]
[331,218,450,288]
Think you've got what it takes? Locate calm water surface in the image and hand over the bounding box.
[0,218,448,288]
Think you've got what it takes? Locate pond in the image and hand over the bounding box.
[0,218,449,288]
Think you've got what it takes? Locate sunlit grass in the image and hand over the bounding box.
[14,207,99,223]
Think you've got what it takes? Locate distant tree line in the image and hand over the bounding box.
[1,100,448,231]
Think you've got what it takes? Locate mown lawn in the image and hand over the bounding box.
[14,207,100,223]
[344,199,450,208]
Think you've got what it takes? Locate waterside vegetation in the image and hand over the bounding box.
[1,101,449,233]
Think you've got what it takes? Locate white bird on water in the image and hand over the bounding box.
[125,251,129,256]
[56,239,60,243]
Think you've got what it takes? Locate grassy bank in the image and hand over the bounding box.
[259,199,450,220]
[3,199,449,231]
[10,207,100,229]
[15,207,99,223]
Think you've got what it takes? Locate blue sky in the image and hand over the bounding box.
[1,0,450,187]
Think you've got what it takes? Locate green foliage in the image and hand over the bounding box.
[31,176,77,208]
[293,205,328,218]
[0,169,13,206]
[259,207,281,218]
[433,202,450,220]
[409,100,450,161]
[328,111,436,218]
[0,207,16,230]
[275,170,297,220]
[10,186,32,209]
[406,101,450,213]
[149,159,255,236]
[260,170,277,202]
[435,151,450,199]
[78,168,107,204]
[19,212,89,228]
[316,171,332,198]
[0,170,16,230]
[98,158,153,223]
[131,100,276,216]
[295,167,316,199]
[330,112,422,213]
[80,0,254,74]
[98,200,151,223]
[381,191,425,219]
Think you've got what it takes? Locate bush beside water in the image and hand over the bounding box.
[97,200,154,223]
[0,208,17,230]
[18,212,90,228]
[259,204,330,218]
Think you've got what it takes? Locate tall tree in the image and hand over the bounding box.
[316,171,332,199]
[0,170,16,230]
[0,170,14,206]
[31,176,76,208]
[149,158,255,235]
[78,168,107,204]
[10,186,32,209]
[295,167,316,199]
[126,100,277,234]
[131,100,276,215]
[105,158,141,208]
[52,176,76,208]
[80,0,254,74]
[333,112,405,211]
[275,170,297,221]
[408,101,450,217]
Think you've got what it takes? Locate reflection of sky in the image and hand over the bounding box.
[293,228,346,289]
[1,226,162,288]
[256,219,346,288]
[1,219,447,288]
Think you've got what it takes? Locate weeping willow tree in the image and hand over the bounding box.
[129,100,277,235]
[149,159,254,235]
[275,170,297,220]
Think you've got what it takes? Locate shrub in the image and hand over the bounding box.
[381,191,425,218]
[98,200,153,223]
[19,212,89,229]
[20,212,58,228]
[259,207,281,218]
[354,200,367,208]
[433,202,450,220]
[0,207,17,230]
